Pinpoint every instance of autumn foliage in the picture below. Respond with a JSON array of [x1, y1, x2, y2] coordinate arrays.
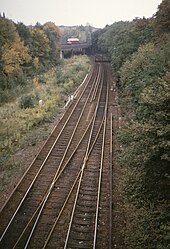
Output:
[[0, 15, 61, 94]]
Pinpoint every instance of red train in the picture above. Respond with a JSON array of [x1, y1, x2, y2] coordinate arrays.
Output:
[[67, 38, 80, 45]]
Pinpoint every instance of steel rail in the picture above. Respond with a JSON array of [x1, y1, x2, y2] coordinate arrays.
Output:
[[90, 64, 102, 102], [7, 64, 103, 249], [0, 62, 113, 249], [42, 170, 81, 249], [51, 64, 102, 183], [109, 112, 113, 249], [63, 64, 105, 249], [23, 64, 103, 249], [93, 65, 109, 249], [0, 64, 93, 215], [62, 63, 109, 249], [42, 113, 105, 249], [11, 112, 95, 249], [22, 74, 102, 249], [0, 64, 99, 243], [55, 63, 112, 249]]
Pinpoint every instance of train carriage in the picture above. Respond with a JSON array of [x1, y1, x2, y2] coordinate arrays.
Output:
[[67, 37, 80, 45]]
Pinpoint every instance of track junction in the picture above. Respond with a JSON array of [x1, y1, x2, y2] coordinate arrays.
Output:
[[0, 59, 118, 249]]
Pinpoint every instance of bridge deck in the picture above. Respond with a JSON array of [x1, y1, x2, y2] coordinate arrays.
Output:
[[60, 42, 92, 51]]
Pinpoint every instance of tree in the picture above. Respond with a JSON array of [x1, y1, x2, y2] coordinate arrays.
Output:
[[30, 28, 50, 67], [119, 38, 170, 115], [16, 22, 32, 46], [0, 15, 18, 48], [117, 27, 170, 248], [0, 16, 31, 89], [43, 22, 61, 65], [2, 38, 31, 76], [155, 0, 170, 32], [0, 15, 18, 75]]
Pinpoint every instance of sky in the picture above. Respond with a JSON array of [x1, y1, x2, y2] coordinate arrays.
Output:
[[0, 0, 162, 28]]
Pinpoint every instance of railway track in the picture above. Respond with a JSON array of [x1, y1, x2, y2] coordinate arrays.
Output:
[[0, 61, 114, 249]]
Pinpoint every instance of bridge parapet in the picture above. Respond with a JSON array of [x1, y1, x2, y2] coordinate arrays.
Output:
[[60, 42, 92, 51]]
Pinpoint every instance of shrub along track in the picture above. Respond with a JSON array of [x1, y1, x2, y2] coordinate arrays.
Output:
[[0, 61, 117, 249]]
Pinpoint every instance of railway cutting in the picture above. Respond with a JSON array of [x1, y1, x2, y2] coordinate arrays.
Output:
[[0, 59, 119, 249]]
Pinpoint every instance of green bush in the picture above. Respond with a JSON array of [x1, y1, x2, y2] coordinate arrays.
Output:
[[0, 89, 11, 104], [19, 94, 37, 109]]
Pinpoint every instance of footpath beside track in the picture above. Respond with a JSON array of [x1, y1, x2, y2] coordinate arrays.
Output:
[[0, 60, 119, 249]]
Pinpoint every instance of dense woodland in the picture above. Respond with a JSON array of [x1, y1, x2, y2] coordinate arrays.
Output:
[[92, 0, 170, 248], [0, 16, 61, 103]]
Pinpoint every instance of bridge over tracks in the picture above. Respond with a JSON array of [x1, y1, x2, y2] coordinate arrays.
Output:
[[60, 42, 92, 57]]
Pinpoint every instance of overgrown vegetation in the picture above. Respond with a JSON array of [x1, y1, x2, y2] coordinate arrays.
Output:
[[0, 15, 61, 103], [0, 55, 90, 190], [92, 0, 170, 248], [0, 15, 90, 191]]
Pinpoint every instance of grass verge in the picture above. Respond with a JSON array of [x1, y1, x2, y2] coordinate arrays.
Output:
[[0, 55, 90, 191]]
